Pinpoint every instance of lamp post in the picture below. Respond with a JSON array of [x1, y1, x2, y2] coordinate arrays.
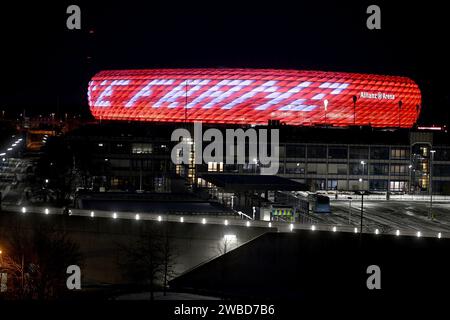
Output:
[[408, 164, 413, 194], [398, 100, 403, 128], [347, 196, 352, 224], [429, 149, 435, 220], [358, 159, 365, 233], [360, 160, 366, 189], [352, 95, 357, 125], [359, 189, 365, 234]]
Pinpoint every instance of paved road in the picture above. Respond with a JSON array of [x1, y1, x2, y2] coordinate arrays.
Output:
[[326, 200, 450, 233], [0, 158, 32, 205]]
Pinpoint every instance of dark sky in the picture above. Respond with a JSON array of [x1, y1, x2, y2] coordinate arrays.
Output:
[[0, 0, 448, 125]]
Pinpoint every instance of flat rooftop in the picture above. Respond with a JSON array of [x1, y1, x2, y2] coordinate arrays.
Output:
[[200, 174, 307, 191]]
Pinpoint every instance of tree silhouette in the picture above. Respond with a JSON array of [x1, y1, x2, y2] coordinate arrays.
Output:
[[118, 224, 178, 299], [0, 225, 83, 300]]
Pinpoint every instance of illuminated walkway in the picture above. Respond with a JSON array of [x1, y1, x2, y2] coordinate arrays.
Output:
[[1, 204, 446, 239]]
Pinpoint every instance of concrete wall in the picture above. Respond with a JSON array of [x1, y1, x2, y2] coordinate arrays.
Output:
[[0, 211, 268, 285]]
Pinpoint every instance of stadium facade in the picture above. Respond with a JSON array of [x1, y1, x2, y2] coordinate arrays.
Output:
[[88, 69, 421, 128]]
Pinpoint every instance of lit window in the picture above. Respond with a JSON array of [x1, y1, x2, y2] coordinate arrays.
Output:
[[207, 161, 224, 172], [132, 143, 153, 154]]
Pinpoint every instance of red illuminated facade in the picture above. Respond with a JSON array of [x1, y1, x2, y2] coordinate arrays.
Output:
[[88, 69, 421, 128]]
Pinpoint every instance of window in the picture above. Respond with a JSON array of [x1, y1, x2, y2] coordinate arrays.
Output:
[[307, 163, 327, 174], [370, 179, 388, 190], [328, 146, 348, 159], [370, 164, 389, 175], [132, 143, 153, 154], [327, 179, 337, 190], [208, 162, 223, 172], [307, 145, 327, 158], [391, 147, 409, 160], [153, 144, 169, 154], [370, 147, 389, 160], [349, 146, 369, 159], [435, 148, 450, 161], [391, 164, 408, 176], [312, 179, 326, 190], [328, 163, 347, 175], [286, 162, 305, 174], [420, 146, 429, 157], [132, 159, 152, 170], [390, 181, 407, 191], [110, 159, 130, 169], [349, 163, 368, 175], [433, 164, 450, 177], [111, 143, 129, 154], [286, 145, 306, 158]]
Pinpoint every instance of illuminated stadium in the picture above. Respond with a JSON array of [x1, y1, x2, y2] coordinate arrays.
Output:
[[88, 68, 422, 128]]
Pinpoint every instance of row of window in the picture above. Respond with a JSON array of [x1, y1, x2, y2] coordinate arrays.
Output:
[[96, 142, 169, 154], [310, 179, 408, 191], [283, 163, 412, 176], [285, 145, 410, 160], [100, 159, 170, 171], [91, 142, 450, 163]]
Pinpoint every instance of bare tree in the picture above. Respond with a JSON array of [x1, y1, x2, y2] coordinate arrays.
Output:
[[119, 224, 178, 299], [0, 226, 82, 300], [216, 237, 237, 255], [161, 224, 178, 296], [119, 230, 163, 300]]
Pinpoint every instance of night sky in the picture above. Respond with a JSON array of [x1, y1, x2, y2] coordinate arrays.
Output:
[[0, 0, 448, 125]]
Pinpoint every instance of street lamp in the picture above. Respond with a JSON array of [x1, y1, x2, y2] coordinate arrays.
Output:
[[359, 190, 365, 233], [358, 162, 365, 235], [429, 150, 436, 220], [408, 164, 413, 194], [323, 99, 328, 127], [360, 160, 367, 192], [347, 196, 352, 224], [253, 158, 258, 173]]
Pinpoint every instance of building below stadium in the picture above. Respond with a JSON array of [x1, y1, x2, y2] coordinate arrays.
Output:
[[66, 122, 450, 194]]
